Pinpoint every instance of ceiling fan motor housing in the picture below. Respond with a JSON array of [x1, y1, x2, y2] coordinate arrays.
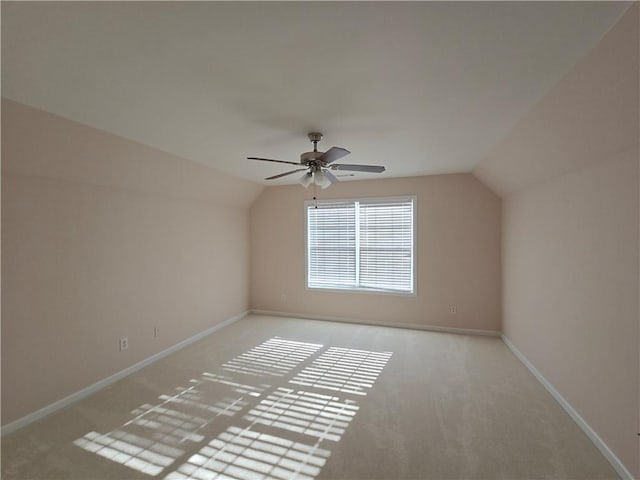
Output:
[[300, 151, 325, 166]]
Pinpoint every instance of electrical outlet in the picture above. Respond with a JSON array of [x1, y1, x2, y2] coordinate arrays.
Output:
[[280, 294, 287, 303], [154, 327, 160, 337], [449, 304, 457, 314], [119, 337, 128, 351]]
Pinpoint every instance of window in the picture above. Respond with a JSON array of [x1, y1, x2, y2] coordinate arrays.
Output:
[[306, 197, 415, 294]]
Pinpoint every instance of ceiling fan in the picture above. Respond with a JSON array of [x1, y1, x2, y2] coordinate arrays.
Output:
[[248, 132, 386, 189]]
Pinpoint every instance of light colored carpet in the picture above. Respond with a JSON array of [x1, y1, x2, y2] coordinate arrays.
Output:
[[1, 314, 618, 479]]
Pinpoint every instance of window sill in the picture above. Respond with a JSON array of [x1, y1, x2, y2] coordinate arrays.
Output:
[[306, 286, 417, 297]]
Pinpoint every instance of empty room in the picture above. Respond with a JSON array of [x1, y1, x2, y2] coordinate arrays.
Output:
[[1, 2, 638, 479]]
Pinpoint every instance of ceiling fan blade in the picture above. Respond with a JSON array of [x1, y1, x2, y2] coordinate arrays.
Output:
[[330, 164, 386, 173], [248, 157, 301, 166], [323, 169, 339, 185], [318, 147, 350, 164], [265, 168, 307, 180]]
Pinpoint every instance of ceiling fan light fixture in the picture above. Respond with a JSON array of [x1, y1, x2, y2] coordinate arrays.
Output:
[[314, 170, 332, 189], [299, 172, 313, 188]]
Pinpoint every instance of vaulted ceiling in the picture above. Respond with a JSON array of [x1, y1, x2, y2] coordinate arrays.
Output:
[[1, 1, 631, 185]]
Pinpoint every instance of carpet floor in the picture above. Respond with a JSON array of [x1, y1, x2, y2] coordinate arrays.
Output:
[[1, 314, 618, 479]]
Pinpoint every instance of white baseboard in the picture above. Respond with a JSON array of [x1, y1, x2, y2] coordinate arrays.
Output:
[[250, 309, 501, 337], [501, 335, 633, 480], [1, 311, 248, 436]]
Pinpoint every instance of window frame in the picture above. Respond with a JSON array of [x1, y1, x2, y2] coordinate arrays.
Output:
[[304, 195, 417, 296]]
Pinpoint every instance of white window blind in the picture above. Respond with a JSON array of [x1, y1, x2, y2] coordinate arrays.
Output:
[[307, 197, 414, 294], [307, 202, 356, 289]]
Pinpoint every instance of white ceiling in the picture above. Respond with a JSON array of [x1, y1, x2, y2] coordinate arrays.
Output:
[[1, 1, 630, 186]]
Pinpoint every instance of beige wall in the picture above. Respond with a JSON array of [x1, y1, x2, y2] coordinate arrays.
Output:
[[502, 148, 639, 477], [1, 99, 263, 425], [250, 174, 502, 332], [475, 5, 639, 477]]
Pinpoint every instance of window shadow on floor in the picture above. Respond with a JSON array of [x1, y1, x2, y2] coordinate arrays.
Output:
[[74, 336, 393, 479]]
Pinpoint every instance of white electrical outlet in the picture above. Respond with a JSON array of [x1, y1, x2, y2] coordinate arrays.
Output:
[[449, 305, 457, 314], [154, 327, 160, 337], [119, 337, 128, 351], [280, 294, 287, 303]]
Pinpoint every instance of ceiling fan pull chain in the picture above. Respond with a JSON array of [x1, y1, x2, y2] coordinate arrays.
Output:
[[313, 181, 318, 208]]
